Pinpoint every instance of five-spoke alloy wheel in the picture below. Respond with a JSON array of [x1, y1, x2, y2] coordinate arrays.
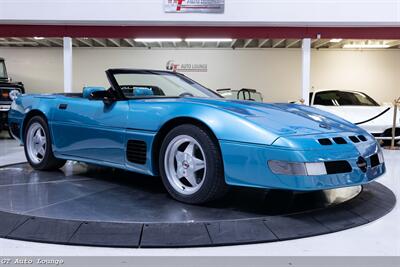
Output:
[[26, 122, 47, 164], [24, 116, 66, 170], [159, 124, 228, 204]]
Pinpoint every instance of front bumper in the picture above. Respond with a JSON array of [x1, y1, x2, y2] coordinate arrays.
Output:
[[219, 138, 385, 191]]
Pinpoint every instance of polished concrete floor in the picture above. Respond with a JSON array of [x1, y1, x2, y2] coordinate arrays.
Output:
[[0, 133, 399, 256]]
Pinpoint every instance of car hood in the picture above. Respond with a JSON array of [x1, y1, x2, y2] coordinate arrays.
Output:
[[182, 98, 358, 136], [313, 105, 398, 126]]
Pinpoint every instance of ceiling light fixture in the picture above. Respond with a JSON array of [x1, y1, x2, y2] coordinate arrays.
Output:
[[330, 38, 343, 43], [33, 37, 45, 40], [343, 44, 390, 49], [134, 38, 182, 42], [185, 38, 233, 42]]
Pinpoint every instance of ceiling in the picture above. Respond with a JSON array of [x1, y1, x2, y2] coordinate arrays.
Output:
[[0, 38, 400, 49]]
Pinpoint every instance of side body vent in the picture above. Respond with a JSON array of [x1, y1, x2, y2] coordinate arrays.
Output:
[[126, 140, 147, 164]]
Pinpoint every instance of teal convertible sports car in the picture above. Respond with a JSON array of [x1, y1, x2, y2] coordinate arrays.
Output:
[[8, 69, 385, 204]]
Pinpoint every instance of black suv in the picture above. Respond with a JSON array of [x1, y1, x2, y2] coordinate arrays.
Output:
[[0, 58, 25, 137]]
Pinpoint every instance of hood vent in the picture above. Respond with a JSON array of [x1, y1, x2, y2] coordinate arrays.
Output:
[[318, 135, 368, 146], [126, 140, 147, 164]]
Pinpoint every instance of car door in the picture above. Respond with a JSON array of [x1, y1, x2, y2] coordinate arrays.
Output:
[[51, 96, 129, 165]]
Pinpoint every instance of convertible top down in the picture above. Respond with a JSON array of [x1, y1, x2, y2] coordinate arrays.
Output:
[[8, 69, 385, 204]]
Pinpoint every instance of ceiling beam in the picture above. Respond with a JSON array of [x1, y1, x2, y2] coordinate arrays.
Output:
[[27, 37, 51, 47], [92, 38, 106, 47], [258, 39, 270, 48], [243, 39, 253, 48], [9, 37, 25, 47], [328, 39, 346, 49], [272, 39, 285, 48], [286, 39, 301, 48], [108, 38, 121, 47], [230, 39, 239, 48], [77, 38, 93, 47], [386, 40, 400, 48], [47, 38, 63, 46], [314, 39, 331, 49], [0, 41, 38, 46], [123, 38, 135, 47]]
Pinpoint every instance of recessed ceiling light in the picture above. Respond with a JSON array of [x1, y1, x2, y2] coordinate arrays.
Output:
[[33, 37, 45, 40], [185, 38, 233, 42], [134, 38, 182, 42], [330, 38, 343, 43], [343, 44, 390, 49]]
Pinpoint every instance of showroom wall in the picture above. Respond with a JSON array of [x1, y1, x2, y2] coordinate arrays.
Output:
[[2, 0, 398, 26], [1, 47, 399, 103], [311, 50, 400, 104]]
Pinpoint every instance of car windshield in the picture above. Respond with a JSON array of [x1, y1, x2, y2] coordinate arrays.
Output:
[[0, 61, 7, 79], [313, 91, 379, 106], [113, 72, 220, 99], [218, 89, 263, 102]]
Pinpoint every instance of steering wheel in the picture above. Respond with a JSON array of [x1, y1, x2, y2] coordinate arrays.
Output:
[[179, 92, 194, 97]]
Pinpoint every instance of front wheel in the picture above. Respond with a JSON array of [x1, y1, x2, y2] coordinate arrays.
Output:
[[24, 116, 66, 170], [159, 124, 228, 204]]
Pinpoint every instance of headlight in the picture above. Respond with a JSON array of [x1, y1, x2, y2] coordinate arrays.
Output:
[[268, 160, 327, 176], [9, 89, 21, 101]]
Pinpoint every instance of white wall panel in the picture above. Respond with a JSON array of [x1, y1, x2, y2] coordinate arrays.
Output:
[[311, 49, 400, 104], [0, 0, 399, 26], [72, 48, 302, 102], [0, 47, 399, 103]]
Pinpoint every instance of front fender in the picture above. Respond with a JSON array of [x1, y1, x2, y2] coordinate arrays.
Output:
[[8, 95, 57, 143]]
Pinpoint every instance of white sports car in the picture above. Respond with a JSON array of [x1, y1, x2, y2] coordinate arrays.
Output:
[[309, 90, 399, 145]]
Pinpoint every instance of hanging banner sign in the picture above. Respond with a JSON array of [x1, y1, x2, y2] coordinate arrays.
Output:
[[164, 0, 225, 13]]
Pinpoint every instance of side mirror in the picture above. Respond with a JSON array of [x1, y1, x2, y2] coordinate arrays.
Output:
[[89, 90, 116, 105]]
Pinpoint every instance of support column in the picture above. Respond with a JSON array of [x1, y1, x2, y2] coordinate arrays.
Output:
[[63, 37, 73, 93], [301, 38, 311, 105]]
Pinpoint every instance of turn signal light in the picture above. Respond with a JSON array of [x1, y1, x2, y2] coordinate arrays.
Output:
[[268, 160, 327, 176]]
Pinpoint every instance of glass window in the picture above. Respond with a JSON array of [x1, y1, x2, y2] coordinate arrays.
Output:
[[314, 91, 378, 106], [0, 61, 7, 79], [237, 91, 263, 102], [113, 72, 219, 99]]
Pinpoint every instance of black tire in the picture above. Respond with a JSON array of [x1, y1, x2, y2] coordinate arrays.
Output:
[[159, 124, 228, 204], [24, 116, 66, 170], [8, 128, 13, 139]]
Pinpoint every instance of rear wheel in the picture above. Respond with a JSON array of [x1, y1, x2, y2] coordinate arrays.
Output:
[[24, 116, 66, 170], [159, 124, 228, 204]]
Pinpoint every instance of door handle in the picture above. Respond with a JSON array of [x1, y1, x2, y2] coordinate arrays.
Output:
[[59, 104, 68, 110]]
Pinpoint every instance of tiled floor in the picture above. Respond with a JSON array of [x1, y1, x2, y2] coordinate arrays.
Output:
[[0, 135, 398, 256]]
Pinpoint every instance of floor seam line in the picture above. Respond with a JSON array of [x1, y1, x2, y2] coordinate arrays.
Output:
[[138, 224, 144, 248], [261, 219, 280, 240], [5, 216, 31, 237], [203, 222, 213, 245], [0, 178, 94, 188], [67, 222, 84, 242], [21, 185, 120, 214]]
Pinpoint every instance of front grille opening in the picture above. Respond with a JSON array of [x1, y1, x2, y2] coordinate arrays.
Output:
[[333, 137, 347, 144], [358, 135, 367, 142], [349, 136, 360, 143], [318, 138, 332, 145], [370, 154, 380, 167], [324, 161, 352, 174]]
